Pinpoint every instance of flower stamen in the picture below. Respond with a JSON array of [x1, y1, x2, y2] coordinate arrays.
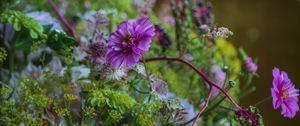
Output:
[[282, 92, 289, 99], [123, 35, 133, 44]]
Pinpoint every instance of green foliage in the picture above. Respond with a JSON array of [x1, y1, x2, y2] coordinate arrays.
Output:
[[0, 47, 7, 63], [55, 107, 71, 117], [83, 106, 96, 118], [18, 79, 51, 109], [87, 89, 107, 107], [0, 0, 18, 12], [1, 10, 44, 39], [0, 100, 44, 126], [0, 84, 12, 100], [88, 89, 136, 113], [136, 114, 155, 126], [239, 48, 248, 61], [108, 109, 123, 123], [171, 0, 194, 52], [144, 96, 165, 114], [44, 30, 77, 55], [105, 90, 136, 113], [0, 0, 265, 125], [0, 100, 23, 125]]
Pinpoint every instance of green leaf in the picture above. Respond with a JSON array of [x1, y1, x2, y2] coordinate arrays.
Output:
[[13, 20, 21, 31], [239, 48, 248, 61], [87, 89, 136, 114], [45, 30, 77, 55], [0, 10, 44, 38], [29, 30, 38, 39], [0, 47, 8, 63]]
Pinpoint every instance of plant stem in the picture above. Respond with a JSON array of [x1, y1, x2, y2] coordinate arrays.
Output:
[[254, 96, 272, 107], [192, 85, 213, 126], [239, 86, 256, 98], [5, 23, 15, 74], [130, 85, 150, 94], [202, 96, 226, 115], [48, 0, 82, 49], [8, 48, 14, 74], [219, 105, 236, 111], [48, 0, 76, 38], [145, 57, 241, 110]]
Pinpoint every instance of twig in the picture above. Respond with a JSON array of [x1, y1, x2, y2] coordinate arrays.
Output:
[[192, 85, 213, 126], [48, 0, 77, 38], [145, 57, 241, 110], [202, 96, 226, 115], [219, 105, 236, 111], [254, 96, 272, 107]]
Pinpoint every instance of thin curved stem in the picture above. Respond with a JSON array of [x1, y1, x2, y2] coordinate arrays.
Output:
[[202, 96, 226, 115], [254, 96, 272, 107], [48, 0, 75, 37], [145, 57, 241, 109], [130, 85, 150, 94], [192, 85, 213, 126], [48, 0, 83, 49]]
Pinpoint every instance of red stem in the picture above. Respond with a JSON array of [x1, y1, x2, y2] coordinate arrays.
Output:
[[145, 57, 241, 109], [48, 0, 76, 38], [192, 85, 213, 126]]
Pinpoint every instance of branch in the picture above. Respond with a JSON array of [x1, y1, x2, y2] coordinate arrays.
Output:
[[192, 85, 213, 126], [145, 57, 241, 109], [48, 0, 76, 38]]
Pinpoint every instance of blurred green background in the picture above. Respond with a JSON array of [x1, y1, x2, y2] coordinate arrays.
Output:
[[212, 0, 300, 125]]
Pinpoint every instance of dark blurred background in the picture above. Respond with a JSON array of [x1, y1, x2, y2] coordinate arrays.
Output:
[[212, 0, 300, 125]]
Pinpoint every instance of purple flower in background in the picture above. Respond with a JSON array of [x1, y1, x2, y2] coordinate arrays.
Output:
[[211, 65, 226, 98], [150, 75, 169, 99], [194, 0, 213, 25], [106, 18, 155, 68], [271, 67, 299, 118], [26, 11, 62, 30], [163, 16, 175, 26], [88, 36, 107, 64], [245, 57, 258, 73], [154, 24, 172, 52]]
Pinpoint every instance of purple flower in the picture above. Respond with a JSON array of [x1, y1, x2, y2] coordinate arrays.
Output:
[[271, 67, 299, 118], [88, 37, 107, 64], [245, 57, 258, 73], [211, 65, 226, 98], [106, 18, 155, 68], [150, 75, 168, 99], [194, 0, 213, 25]]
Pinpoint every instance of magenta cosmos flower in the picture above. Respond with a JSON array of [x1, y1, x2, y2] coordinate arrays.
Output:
[[271, 67, 299, 118], [106, 18, 155, 68], [245, 57, 258, 73]]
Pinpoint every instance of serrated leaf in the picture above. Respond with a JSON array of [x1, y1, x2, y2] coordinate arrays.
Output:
[[13, 22, 21, 31], [45, 30, 77, 55], [8, 17, 14, 23], [0, 10, 44, 39], [29, 30, 38, 39]]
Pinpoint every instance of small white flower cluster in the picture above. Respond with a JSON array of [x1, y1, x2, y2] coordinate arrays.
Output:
[[204, 26, 233, 39]]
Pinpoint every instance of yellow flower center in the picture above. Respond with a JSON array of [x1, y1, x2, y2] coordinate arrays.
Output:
[[123, 35, 132, 44], [282, 92, 289, 99]]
